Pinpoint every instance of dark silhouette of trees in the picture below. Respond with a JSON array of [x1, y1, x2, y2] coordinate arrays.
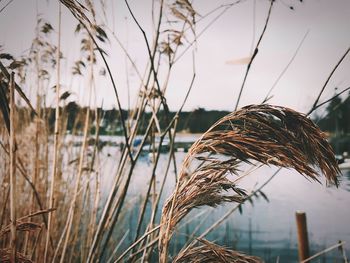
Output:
[[317, 91, 350, 154], [318, 91, 350, 134]]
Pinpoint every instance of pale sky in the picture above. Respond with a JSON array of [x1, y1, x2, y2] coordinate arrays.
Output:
[[1, 0, 350, 114]]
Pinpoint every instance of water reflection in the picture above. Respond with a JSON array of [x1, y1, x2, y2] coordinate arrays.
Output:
[[98, 135, 350, 262]]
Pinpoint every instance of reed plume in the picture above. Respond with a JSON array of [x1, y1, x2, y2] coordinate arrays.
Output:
[[159, 104, 340, 262], [173, 239, 262, 263]]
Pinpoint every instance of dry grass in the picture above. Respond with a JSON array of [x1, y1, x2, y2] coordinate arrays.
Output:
[[1, 0, 199, 261], [0, 248, 33, 263], [159, 104, 340, 262], [173, 239, 262, 263], [0, 1, 345, 262]]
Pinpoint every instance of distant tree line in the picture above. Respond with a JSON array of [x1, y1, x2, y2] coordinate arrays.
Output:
[[16, 92, 349, 151], [317, 92, 350, 134], [316, 91, 350, 154], [41, 102, 231, 135]]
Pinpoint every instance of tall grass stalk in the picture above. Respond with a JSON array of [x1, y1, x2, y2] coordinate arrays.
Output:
[[59, 33, 94, 262], [84, 108, 101, 262], [63, 117, 91, 260], [9, 72, 16, 263], [25, 10, 44, 255], [44, 3, 62, 262], [234, 0, 273, 111]]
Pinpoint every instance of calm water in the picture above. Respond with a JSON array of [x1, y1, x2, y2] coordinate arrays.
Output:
[[96, 134, 350, 262]]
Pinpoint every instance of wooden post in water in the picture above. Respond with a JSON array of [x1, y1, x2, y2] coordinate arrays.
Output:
[[295, 211, 310, 262]]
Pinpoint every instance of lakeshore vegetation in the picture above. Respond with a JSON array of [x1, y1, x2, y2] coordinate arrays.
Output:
[[0, 0, 348, 262]]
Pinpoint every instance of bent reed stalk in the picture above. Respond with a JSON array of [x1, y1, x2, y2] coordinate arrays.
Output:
[[158, 104, 340, 262]]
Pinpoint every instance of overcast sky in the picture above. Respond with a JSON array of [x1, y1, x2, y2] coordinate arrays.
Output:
[[1, 0, 350, 114]]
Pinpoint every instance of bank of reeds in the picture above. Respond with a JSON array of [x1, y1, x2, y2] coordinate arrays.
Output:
[[0, 0, 347, 262], [1, 0, 198, 261]]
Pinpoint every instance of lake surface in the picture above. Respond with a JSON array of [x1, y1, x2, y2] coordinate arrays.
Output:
[[95, 134, 350, 262]]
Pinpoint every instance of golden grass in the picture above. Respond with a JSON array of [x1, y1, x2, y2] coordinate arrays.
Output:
[[173, 239, 262, 263], [159, 104, 340, 262], [0, 0, 345, 262]]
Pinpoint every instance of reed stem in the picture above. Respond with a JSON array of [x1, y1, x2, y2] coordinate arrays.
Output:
[[9, 72, 17, 263], [60, 28, 95, 261], [44, 3, 61, 261]]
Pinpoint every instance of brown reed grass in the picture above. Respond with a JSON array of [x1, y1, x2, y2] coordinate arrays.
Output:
[[9, 72, 16, 263], [0, 1, 346, 262], [159, 104, 340, 262], [44, 4, 62, 261], [0, 248, 33, 263], [173, 239, 262, 263]]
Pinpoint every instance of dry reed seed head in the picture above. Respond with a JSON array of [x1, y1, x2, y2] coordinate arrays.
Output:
[[159, 104, 340, 260], [193, 104, 340, 186], [60, 0, 91, 26], [173, 239, 263, 263], [159, 156, 247, 242]]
